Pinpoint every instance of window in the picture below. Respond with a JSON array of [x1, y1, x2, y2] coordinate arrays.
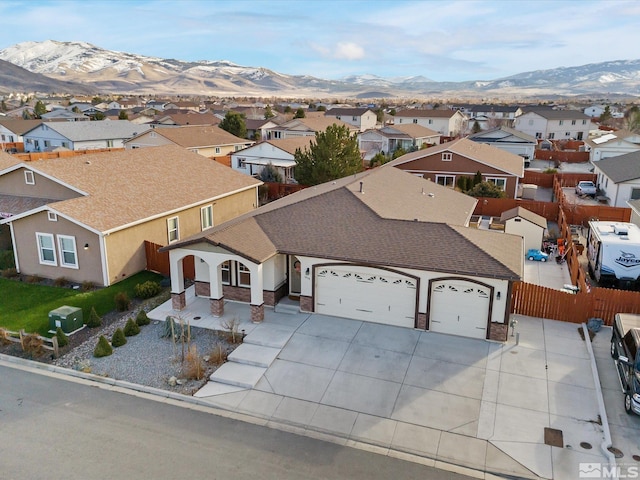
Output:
[[26, 138, 33, 144], [435, 175, 455, 188], [566, 132, 571, 137], [215, 147, 221, 154], [577, 132, 584, 140], [62, 142, 69, 148], [352, 116, 358, 121], [413, 119, 418, 124], [44, 140, 50, 148], [57, 235, 78, 268], [571, 120, 576, 125], [234, 145, 241, 151], [24, 170, 35, 185], [428, 119, 433, 124], [631, 188, 640, 200], [487, 177, 506, 190], [34, 140, 40, 149], [559, 120, 564, 125], [535, 132, 542, 139], [399, 119, 403, 123], [582, 120, 587, 125], [237, 263, 251, 287], [106, 140, 114, 147], [48, 212, 57, 221], [151, 131, 157, 138], [36, 233, 56, 265], [201, 205, 213, 230], [238, 158, 246, 168], [221, 261, 230, 285], [167, 217, 179, 243], [441, 152, 452, 161], [548, 133, 555, 139]]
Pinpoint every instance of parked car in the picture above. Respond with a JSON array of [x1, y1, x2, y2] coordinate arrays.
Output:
[[610, 313, 640, 414], [526, 249, 549, 262], [575, 181, 597, 196]]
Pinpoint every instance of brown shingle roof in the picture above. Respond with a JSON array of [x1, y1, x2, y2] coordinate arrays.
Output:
[[265, 137, 314, 155], [500, 206, 547, 229], [273, 117, 356, 133], [152, 125, 251, 148], [388, 123, 441, 138], [20, 145, 261, 232], [0, 119, 43, 136], [386, 137, 524, 177]]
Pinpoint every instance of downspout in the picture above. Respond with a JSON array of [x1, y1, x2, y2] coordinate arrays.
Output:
[[100, 233, 110, 287], [8, 222, 19, 272]]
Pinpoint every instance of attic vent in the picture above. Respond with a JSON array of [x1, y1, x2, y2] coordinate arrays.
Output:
[[85, 160, 91, 165], [613, 225, 629, 236]]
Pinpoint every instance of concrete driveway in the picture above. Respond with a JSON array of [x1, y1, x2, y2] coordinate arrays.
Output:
[[150, 293, 612, 479]]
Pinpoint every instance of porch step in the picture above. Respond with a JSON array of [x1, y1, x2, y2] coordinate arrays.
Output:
[[209, 362, 267, 389], [275, 302, 300, 315], [227, 343, 280, 368]]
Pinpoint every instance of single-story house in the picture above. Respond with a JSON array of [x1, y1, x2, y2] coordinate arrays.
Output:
[[0, 145, 261, 286], [160, 165, 523, 341], [584, 129, 640, 162], [124, 125, 253, 159], [231, 137, 313, 183], [0, 119, 44, 148], [387, 137, 525, 199], [500, 207, 547, 252], [358, 124, 441, 161], [593, 151, 640, 207], [467, 126, 537, 161]]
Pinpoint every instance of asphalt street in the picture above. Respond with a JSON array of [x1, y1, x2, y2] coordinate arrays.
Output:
[[0, 364, 474, 480]]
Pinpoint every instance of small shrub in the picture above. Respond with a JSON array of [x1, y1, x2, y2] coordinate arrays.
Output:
[[111, 328, 127, 347], [1, 267, 18, 278], [221, 316, 241, 343], [182, 345, 205, 380], [543, 168, 558, 174], [53, 276, 68, 287], [94, 336, 113, 357], [136, 310, 150, 326], [25, 274, 43, 284], [87, 307, 102, 328], [208, 343, 228, 365], [134, 280, 162, 299], [123, 318, 140, 337], [55, 327, 69, 348], [22, 333, 44, 355], [81, 281, 96, 292], [114, 291, 131, 312], [0, 249, 15, 270]]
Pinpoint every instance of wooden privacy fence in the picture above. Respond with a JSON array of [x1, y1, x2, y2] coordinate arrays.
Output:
[[510, 282, 640, 326], [13, 148, 125, 162], [144, 241, 194, 279], [473, 197, 559, 221], [0, 328, 59, 357]]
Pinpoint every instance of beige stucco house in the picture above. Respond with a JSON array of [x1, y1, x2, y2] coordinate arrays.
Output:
[[0, 145, 261, 286]]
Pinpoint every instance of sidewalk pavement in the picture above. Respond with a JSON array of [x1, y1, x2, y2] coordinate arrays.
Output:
[[149, 293, 613, 480]]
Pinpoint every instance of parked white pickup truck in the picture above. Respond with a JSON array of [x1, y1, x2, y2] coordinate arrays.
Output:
[[610, 313, 640, 414], [575, 181, 597, 196]]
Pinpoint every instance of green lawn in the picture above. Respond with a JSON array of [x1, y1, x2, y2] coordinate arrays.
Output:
[[0, 271, 164, 336]]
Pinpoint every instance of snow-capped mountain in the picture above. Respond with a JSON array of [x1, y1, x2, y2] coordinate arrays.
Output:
[[1, 40, 639, 98]]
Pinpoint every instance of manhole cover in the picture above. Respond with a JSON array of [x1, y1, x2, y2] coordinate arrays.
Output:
[[193, 316, 201, 320], [580, 442, 592, 450], [632, 454, 640, 461], [608, 446, 624, 458]]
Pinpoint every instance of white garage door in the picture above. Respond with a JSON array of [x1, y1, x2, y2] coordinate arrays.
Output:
[[429, 280, 490, 339], [315, 266, 416, 327]]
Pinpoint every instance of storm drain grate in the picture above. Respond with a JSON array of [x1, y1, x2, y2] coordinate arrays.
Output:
[[544, 428, 564, 448]]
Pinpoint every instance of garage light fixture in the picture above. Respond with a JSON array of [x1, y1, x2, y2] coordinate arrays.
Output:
[[84, 243, 89, 250], [305, 267, 310, 276], [496, 291, 501, 300]]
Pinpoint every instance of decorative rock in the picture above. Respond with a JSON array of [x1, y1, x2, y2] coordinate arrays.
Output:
[[203, 355, 210, 362], [176, 379, 184, 385], [168, 376, 177, 386]]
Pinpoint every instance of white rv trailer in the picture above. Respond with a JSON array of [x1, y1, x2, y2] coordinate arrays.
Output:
[[587, 221, 640, 289]]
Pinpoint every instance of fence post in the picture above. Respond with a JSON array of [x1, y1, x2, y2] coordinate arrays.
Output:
[[19, 329, 25, 350], [51, 335, 59, 358]]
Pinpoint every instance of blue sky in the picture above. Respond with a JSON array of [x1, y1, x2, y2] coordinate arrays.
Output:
[[0, 0, 638, 82]]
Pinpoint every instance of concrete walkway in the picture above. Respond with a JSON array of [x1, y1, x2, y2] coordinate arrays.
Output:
[[149, 294, 612, 479]]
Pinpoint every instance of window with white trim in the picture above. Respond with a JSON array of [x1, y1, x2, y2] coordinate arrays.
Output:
[[441, 152, 452, 161], [428, 119, 433, 124], [237, 263, 251, 287], [36, 233, 56, 265], [548, 133, 555, 139], [48, 212, 57, 221], [201, 205, 213, 230], [435, 175, 455, 188], [62, 142, 69, 148], [528, 119, 534, 125], [487, 177, 507, 190], [571, 120, 576, 125], [44, 140, 50, 148], [565, 132, 571, 137], [559, 120, 564, 126], [25, 170, 35, 185], [106, 140, 114, 147], [631, 188, 640, 200], [582, 120, 587, 125], [215, 147, 221, 154], [57, 235, 78, 268], [238, 158, 246, 168], [413, 119, 418, 124], [221, 261, 231, 285], [167, 217, 179, 243]]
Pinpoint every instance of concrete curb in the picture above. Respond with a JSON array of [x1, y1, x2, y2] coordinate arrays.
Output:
[[581, 323, 618, 473]]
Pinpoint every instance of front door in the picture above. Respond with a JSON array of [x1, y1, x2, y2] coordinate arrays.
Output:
[[289, 256, 301, 298]]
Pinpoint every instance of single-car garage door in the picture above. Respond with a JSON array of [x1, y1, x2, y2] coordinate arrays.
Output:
[[429, 280, 490, 339], [315, 266, 416, 327]]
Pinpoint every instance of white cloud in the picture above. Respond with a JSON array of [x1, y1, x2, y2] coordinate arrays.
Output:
[[334, 42, 364, 60]]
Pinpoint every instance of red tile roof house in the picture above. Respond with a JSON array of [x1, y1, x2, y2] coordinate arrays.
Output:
[[387, 137, 525, 199], [0, 145, 261, 286], [161, 165, 523, 341]]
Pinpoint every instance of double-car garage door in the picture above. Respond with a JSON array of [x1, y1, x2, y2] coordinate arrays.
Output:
[[315, 266, 416, 328]]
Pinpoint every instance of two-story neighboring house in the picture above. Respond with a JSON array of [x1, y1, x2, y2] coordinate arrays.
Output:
[[324, 107, 378, 132], [513, 109, 591, 141], [0, 145, 261, 286], [593, 151, 640, 207], [231, 137, 314, 183], [124, 125, 253, 160], [393, 109, 468, 137], [267, 117, 356, 140], [387, 137, 524, 199], [467, 105, 523, 129], [467, 126, 537, 161], [23, 121, 147, 152], [358, 124, 441, 161], [584, 129, 640, 162]]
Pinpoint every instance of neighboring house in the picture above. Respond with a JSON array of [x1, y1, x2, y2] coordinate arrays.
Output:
[[0, 119, 43, 147], [23, 121, 147, 152], [149, 113, 221, 127], [324, 107, 378, 132], [393, 109, 468, 137], [387, 137, 524, 198], [160, 165, 522, 341], [593, 151, 640, 207], [67, 103, 104, 117], [231, 137, 314, 183], [513, 109, 590, 140], [629, 199, 640, 229], [5, 106, 36, 118], [467, 126, 537, 161], [146, 100, 176, 111], [0, 145, 261, 286], [358, 124, 441, 161], [40, 109, 89, 121], [245, 119, 279, 141], [500, 206, 547, 252], [584, 105, 606, 118], [124, 125, 253, 159], [467, 105, 523, 129], [267, 117, 356, 140], [584, 129, 640, 162]]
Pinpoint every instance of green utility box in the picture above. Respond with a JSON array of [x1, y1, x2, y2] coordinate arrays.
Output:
[[49, 306, 83, 333]]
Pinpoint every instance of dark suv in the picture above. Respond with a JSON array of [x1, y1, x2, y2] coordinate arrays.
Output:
[[610, 313, 640, 414]]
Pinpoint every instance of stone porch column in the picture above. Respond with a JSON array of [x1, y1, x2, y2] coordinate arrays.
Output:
[[171, 291, 186, 311], [250, 303, 264, 323], [210, 297, 224, 317]]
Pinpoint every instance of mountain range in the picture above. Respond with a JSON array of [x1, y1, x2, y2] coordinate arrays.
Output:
[[0, 40, 639, 99]]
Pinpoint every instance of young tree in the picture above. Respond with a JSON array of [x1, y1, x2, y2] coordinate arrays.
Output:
[[283, 106, 292, 114], [466, 181, 506, 198], [264, 105, 275, 119], [471, 120, 482, 133], [294, 107, 305, 119], [598, 105, 612, 125], [118, 110, 129, 120], [259, 163, 283, 183], [219, 111, 247, 138], [34, 100, 46, 118], [294, 124, 362, 186], [316, 105, 327, 112]]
